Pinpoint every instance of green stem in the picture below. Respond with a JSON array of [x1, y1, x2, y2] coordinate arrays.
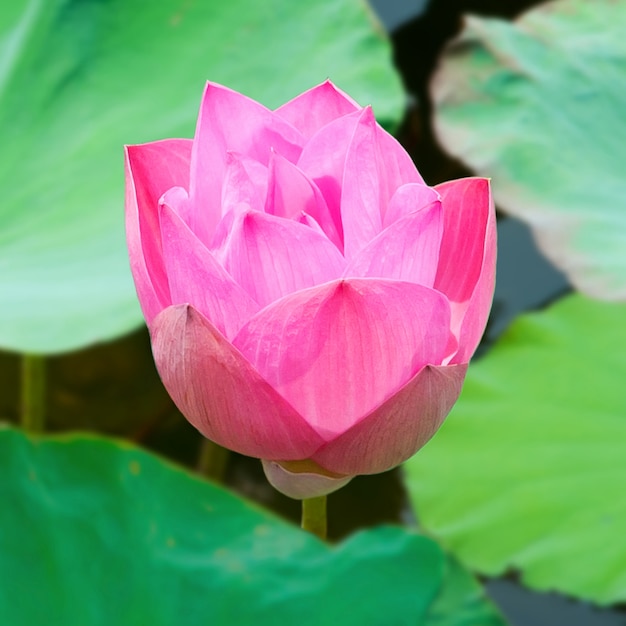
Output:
[[301, 495, 327, 540], [21, 354, 46, 433], [196, 438, 230, 482]]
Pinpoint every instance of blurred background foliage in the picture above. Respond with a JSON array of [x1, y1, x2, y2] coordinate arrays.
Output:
[[2, 0, 625, 624]]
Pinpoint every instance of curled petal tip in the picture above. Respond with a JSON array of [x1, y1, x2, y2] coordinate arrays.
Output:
[[359, 105, 376, 124]]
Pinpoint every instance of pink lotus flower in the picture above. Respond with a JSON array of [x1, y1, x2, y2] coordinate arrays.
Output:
[[125, 81, 496, 499]]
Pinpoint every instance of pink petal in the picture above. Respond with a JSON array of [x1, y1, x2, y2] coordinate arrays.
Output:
[[296, 110, 362, 243], [189, 82, 305, 246], [221, 152, 268, 216], [340, 112, 426, 259], [434, 178, 497, 363], [159, 185, 193, 226], [158, 200, 259, 339], [214, 210, 346, 308], [376, 124, 425, 191], [266, 152, 342, 249], [125, 139, 192, 324], [261, 460, 353, 499], [151, 304, 325, 459], [339, 107, 385, 259], [296, 108, 379, 258], [298, 107, 424, 259], [383, 183, 440, 228], [344, 189, 443, 288], [233, 279, 453, 438], [275, 79, 361, 139], [312, 364, 467, 475]]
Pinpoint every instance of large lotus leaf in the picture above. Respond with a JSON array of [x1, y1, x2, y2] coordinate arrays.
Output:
[[0, 0, 404, 354], [431, 0, 626, 300], [0, 428, 505, 625], [405, 294, 626, 604]]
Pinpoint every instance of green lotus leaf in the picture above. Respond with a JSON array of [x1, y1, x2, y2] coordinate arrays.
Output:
[[0, 428, 505, 625], [0, 0, 404, 354], [431, 0, 626, 299], [405, 294, 626, 604]]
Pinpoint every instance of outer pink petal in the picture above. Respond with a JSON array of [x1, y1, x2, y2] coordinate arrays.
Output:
[[344, 191, 443, 288], [151, 304, 325, 459], [214, 210, 346, 308], [274, 80, 361, 139], [434, 178, 497, 363], [189, 82, 305, 245], [233, 279, 453, 438], [125, 139, 192, 324], [158, 201, 259, 339], [266, 152, 342, 249], [312, 364, 467, 475]]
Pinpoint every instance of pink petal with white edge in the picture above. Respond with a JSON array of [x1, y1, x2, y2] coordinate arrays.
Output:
[[221, 152, 268, 215], [214, 210, 346, 308], [233, 279, 453, 438], [125, 139, 192, 324], [151, 304, 324, 459], [159, 201, 259, 339], [312, 364, 467, 475], [434, 178, 497, 363], [261, 460, 353, 500], [189, 82, 305, 246], [266, 152, 342, 249], [275, 80, 361, 139], [344, 188, 443, 288]]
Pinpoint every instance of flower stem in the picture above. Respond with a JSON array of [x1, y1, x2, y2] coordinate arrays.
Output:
[[301, 495, 327, 540], [21, 354, 46, 433], [196, 438, 229, 482]]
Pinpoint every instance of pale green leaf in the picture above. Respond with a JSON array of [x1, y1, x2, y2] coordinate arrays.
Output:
[[0, 0, 404, 353], [406, 294, 626, 604], [431, 0, 626, 299]]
